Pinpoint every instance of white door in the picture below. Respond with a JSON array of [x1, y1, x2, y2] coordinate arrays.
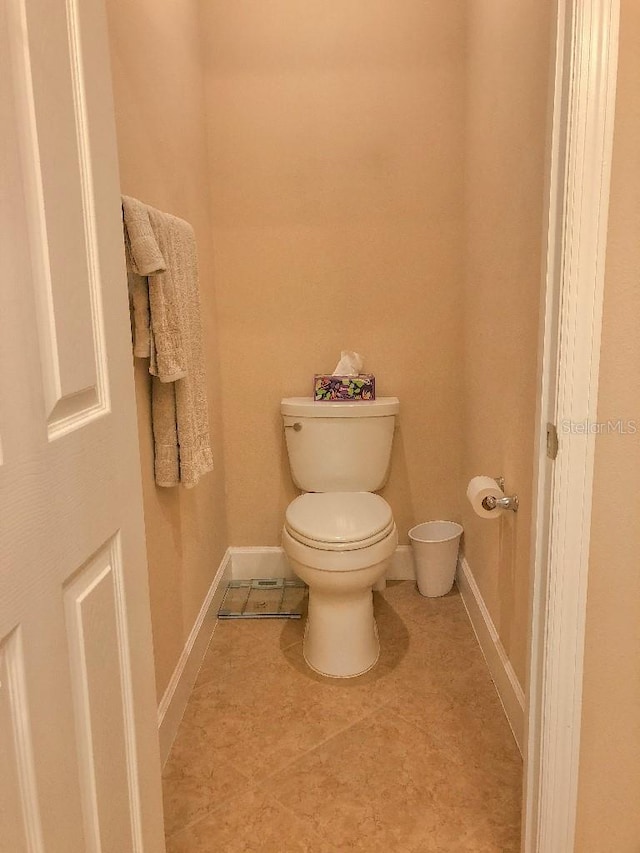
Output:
[[0, 0, 165, 850]]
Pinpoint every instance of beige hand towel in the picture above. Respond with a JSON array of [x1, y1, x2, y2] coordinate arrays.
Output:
[[122, 196, 213, 488], [147, 207, 213, 488], [122, 195, 186, 382]]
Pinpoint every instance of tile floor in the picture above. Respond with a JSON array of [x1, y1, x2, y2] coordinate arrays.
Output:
[[163, 581, 522, 852]]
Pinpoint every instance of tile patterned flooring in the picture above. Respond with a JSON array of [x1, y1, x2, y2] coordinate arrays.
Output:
[[163, 581, 522, 852]]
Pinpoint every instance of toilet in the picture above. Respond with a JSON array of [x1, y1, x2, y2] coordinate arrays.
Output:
[[281, 396, 400, 678]]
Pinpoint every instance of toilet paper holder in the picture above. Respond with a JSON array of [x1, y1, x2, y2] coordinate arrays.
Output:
[[482, 476, 519, 513]]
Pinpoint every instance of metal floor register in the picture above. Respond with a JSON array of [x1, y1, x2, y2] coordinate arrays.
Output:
[[218, 579, 307, 619]]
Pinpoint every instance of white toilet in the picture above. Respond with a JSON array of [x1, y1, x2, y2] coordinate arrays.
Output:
[[281, 396, 400, 678]]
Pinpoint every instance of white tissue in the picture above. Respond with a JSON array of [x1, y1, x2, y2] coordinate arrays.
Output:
[[332, 350, 363, 376]]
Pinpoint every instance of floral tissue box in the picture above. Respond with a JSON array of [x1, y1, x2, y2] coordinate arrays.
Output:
[[314, 374, 376, 401]]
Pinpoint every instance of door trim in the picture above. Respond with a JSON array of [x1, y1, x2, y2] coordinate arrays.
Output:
[[524, 1, 620, 850]]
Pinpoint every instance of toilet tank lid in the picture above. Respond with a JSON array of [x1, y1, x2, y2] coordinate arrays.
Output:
[[281, 396, 399, 418]]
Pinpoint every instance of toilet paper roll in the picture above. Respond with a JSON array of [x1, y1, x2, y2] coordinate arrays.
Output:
[[466, 476, 505, 519]]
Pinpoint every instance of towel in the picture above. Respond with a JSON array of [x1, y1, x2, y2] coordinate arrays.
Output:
[[122, 196, 213, 488], [122, 195, 186, 381]]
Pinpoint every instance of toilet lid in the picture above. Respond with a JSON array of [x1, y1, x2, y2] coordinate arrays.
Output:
[[285, 492, 393, 547]]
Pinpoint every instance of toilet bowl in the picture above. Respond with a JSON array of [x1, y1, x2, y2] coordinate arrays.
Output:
[[281, 396, 400, 679], [283, 491, 398, 677]]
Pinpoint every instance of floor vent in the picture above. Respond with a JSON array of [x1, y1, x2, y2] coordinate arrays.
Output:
[[218, 579, 307, 619]]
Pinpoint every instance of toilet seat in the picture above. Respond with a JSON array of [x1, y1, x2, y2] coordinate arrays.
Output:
[[282, 524, 398, 573], [285, 492, 394, 552], [286, 520, 395, 551]]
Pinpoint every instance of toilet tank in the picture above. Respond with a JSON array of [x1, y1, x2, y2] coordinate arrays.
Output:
[[281, 397, 399, 493]]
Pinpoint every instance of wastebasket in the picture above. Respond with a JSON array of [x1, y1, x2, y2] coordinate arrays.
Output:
[[408, 521, 463, 598]]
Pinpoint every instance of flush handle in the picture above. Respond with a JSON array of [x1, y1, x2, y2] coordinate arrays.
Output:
[[284, 422, 302, 431]]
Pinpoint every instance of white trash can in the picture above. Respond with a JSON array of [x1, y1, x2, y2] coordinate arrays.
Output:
[[408, 521, 463, 598]]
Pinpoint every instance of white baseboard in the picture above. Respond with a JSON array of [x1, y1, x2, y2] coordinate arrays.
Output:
[[456, 554, 525, 753], [230, 546, 295, 579], [229, 544, 416, 581], [157, 548, 232, 765]]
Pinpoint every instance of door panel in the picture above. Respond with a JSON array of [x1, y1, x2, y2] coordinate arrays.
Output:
[[9, 0, 107, 431], [0, 629, 44, 853], [64, 536, 138, 853]]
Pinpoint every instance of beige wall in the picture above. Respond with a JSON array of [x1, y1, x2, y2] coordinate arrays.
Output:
[[202, 1, 467, 546], [105, 0, 228, 701], [575, 3, 640, 849], [461, 0, 553, 684], [104, 0, 551, 704]]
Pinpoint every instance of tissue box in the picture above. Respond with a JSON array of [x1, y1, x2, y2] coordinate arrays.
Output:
[[314, 374, 376, 401]]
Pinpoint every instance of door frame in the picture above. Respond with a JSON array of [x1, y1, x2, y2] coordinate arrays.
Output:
[[523, 1, 620, 850]]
